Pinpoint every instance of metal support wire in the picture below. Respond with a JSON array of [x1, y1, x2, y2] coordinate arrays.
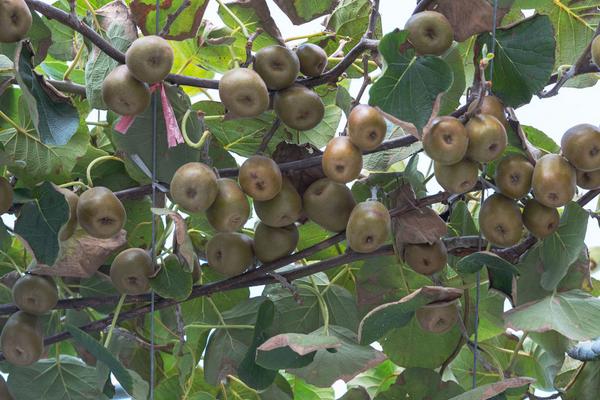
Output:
[[473, 0, 499, 389], [149, 1, 161, 399]]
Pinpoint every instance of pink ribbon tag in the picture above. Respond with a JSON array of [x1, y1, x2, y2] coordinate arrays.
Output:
[[114, 83, 185, 148]]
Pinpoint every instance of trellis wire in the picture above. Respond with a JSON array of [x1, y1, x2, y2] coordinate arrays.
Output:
[[149, 1, 161, 399], [473, 0, 499, 389]]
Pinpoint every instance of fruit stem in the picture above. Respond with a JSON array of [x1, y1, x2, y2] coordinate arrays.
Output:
[[104, 294, 126, 347], [0, 111, 29, 137], [63, 39, 86, 81], [86, 155, 123, 187], [305, 278, 330, 335], [215, 0, 249, 38], [182, 110, 212, 149], [506, 332, 528, 374], [58, 181, 90, 190], [320, 265, 349, 296]]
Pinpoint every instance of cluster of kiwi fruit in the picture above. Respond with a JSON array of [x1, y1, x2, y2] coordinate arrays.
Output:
[[102, 35, 174, 116], [0, 273, 58, 366], [219, 43, 328, 130], [0, 0, 32, 44]]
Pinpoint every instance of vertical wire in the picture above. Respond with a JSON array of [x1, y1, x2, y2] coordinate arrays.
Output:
[[149, 2, 160, 399], [473, 0, 499, 389]]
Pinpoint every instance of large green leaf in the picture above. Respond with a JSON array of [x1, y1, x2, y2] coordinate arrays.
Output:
[[505, 290, 600, 340], [476, 14, 555, 107], [15, 43, 79, 146], [286, 374, 335, 400], [256, 333, 341, 370], [14, 181, 69, 265], [540, 202, 589, 290], [288, 325, 387, 387], [130, 0, 209, 40], [150, 254, 193, 301], [374, 368, 464, 400], [218, 0, 283, 44], [455, 251, 520, 301], [565, 359, 600, 399], [6, 356, 110, 400], [324, 0, 382, 57], [111, 84, 203, 183], [347, 360, 399, 398], [273, 0, 339, 24], [359, 286, 463, 345], [369, 30, 453, 132], [448, 378, 534, 400], [439, 44, 467, 115], [66, 325, 149, 399]]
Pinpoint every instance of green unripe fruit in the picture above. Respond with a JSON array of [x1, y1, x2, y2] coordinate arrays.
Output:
[[77, 186, 126, 239], [125, 35, 174, 84], [206, 233, 254, 277], [110, 248, 154, 295], [12, 274, 58, 316], [170, 162, 218, 213], [1, 311, 43, 366], [346, 200, 391, 253]]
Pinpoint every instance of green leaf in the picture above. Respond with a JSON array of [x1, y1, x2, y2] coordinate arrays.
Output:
[[347, 360, 399, 398], [521, 125, 560, 154], [15, 43, 79, 146], [289, 325, 387, 387], [273, 0, 339, 24], [286, 374, 335, 400], [130, 0, 209, 40], [359, 286, 463, 345], [6, 356, 110, 400], [565, 358, 600, 400], [256, 333, 341, 370], [476, 15, 555, 107], [238, 299, 277, 390], [455, 251, 519, 301], [369, 30, 453, 132], [218, 0, 283, 45], [448, 378, 534, 400], [374, 368, 464, 400], [259, 373, 294, 400], [505, 290, 600, 341], [540, 202, 589, 290], [150, 254, 193, 301], [111, 84, 203, 183], [325, 0, 382, 57], [439, 44, 467, 116], [295, 88, 343, 149], [340, 387, 371, 400], [14, 181, 69, 265], [362, 124, 423, 172], [66, 325, 149, 399]]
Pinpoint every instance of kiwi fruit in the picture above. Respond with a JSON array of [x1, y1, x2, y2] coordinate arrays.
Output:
[[253, 45, 300, 90], [405, 11, 454, 56], [77, 187, 126, 239], [479, 193, 523, 247], [416, 300, 459, 334], [274, 85, 325, 131], [0, 0, 32, 43], [238, 155, 283, 201], [254, 178, 302, 227], [206, 232, 254, 277], [522, 199, 560, 239], [55, 186, 79, 241], [403, 240, 448, 275], [303, 178, 356, 232], [110, 248, 154, 295], [465, 114, 507, 163], [170, 162, 218, 213], [322, 136, 363, 183], [532, 154, 576, 208], [1, 311, 43, 366], [467, 95, 507, 127], [206, 178, 250, 232], [219, 68, 270, 118], [434, 159, 479, 194], [346, 200, 391, 253], [101, 65, 151, 116], [347, 105, 387, 151], [576, 168, 600, 190], [125, 35, 174, 84], [296, 43, 328, 77], [12, 274, 58, 316], [561, 124, 600, 172], [495, 154, 534, 199], [422, 116, 469, 165], [253, 223, 299, 263]]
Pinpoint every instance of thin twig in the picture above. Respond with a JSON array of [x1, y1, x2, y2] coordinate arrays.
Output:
[[256, 118, 281, 154], [241, 29, 263, 68], [159, 0, 192, 37], [174, 303, 186, 354], [365, 0, 380, 39]]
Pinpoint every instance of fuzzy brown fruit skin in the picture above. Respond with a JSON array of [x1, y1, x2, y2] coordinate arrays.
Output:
[[416, 300, 459, 334], [561, 124, 600, 172], [403, 240, 448, 276], [206, 233, 254, 277], [77, 186, 126, 239], [347, 105, 387, 151], [296, 43, 328, 77], [303, 178, 356, 232], [0, 0, 32, 43], [322, 136, 363, 183], [479, 193, 523, 247], [592, 36, 600, 67], [467, 95, 507, 127], [1, 311, 43, 366], [254, 178, 302, 227], [101, 65, 151, 116], [110, 248, 154, 295], [495, 154, 534, 199], [405, 11, 453, 56], [125, 35, 174, 84], [532, 154, 576, 208], [253, 45, 300, 90], [346, 200, 391, 253], [522, 199, 560, 239], [170, 162, 218, 213], [434, 159, 479, 194], [56, 186, 79, 241], [12, 274, 58, 316], [206, 178, 250, 232], [422, 116, 469, 165], [219, 68, 269, 118], [238, 155, 283, 201], [576, 168, 600, 189], [0, 176, 13, 214], [274, 85, 325, 131], [253, 223, 299, 263], [465, 114, 507, 163]]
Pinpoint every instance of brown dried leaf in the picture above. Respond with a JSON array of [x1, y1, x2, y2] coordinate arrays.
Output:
[[96, 0, 138, 38], [425, 0, 511, 42], [151, 208, 196, 271], [226, 0, 284, 43], [272, 142, 325, 195], [30, 229, 127, 278], [391, 184, 447, 245], [273, 0, 339, 25]]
